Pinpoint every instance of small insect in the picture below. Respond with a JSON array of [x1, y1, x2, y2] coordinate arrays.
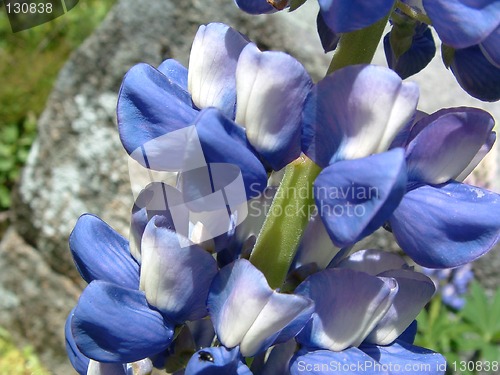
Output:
[[198, 351, 215, 363], [266, 0, 289, 11]]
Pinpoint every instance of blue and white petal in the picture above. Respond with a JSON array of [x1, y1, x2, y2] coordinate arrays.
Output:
[[69, 214, 139, 289], [318, 0, 395, 33], [235, 44, 312, 170], [405, 107, 495, 184], [365, 269, 435, 345], [389, 182, 500, 268], [422, 0, 500, 48], [139, 217, 218, 324], [117, 63, 197, 160], [188, 23, 250, 118], [302, 65, 419, 167], [295, 268, 397, 351], [361, 340, 446, 375], [72, 280, 174, 363], [337, 249, 408, 276], [449, 44, 500, 102], [157, 59, 189, 90], [290, 347, 387, 375], [456, 132, 496, 182], [185, 347, 252, 375], [208, 259, 314, 357], [314, 149, 407, 247]]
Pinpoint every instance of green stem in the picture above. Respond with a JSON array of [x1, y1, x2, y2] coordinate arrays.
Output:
[[250, 156, 321, 289], [327, 12, 391, 74], [251, 12, 392, 289]]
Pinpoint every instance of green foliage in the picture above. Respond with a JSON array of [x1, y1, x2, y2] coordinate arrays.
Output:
[[0, 327, 50, 375], [416, 282, 500, 374], [0, 0, 116, 210]]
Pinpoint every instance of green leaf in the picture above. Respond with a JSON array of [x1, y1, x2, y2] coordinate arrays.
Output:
[[441, 44, 455, 69], [289, 0, 307, 11]]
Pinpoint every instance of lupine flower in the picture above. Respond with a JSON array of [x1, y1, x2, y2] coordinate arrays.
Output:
[[390, 0, 500, 101], [388, 107, 500, 268], [301, 64, 418, 247], [234, 0, 395, 34]]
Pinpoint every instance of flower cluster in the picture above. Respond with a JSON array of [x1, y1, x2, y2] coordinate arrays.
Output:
[[64, 5, 499, 375], [235, 0, 500, 101]]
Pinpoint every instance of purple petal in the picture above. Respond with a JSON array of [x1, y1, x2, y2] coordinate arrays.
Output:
[[302, 65, 418, 167], [69, 214, 139, 289], [405, 107, 495, 184], [318, 0, 395, 33], [366, 270, 435, 345], [193, 108, 267, 199], [449, 44, 500, 102], [72, 281, 174, 363], [317, 10, 340, 53], [295, 268, 397, 351], [188, 23, 250, 118], [384, 25, 436, 79], [65, 309, 90, 375], [456, 132, 496, 181], [117, 63, 197, 158], [157, 59, 188, 90], [140, 217, 218, 323], [337, 249, 408, 276], [314, 149, 407, 247], [258, 340, 296, 375], [235, 44, 312, 170], [361, 340, 446, 375], [389, 181, 500, 268], [290, 347, 388, 375], [234, 0, 276, 14], [422, 0, 500, 48], [185, 347, 252, 375], [208, 259, 314, 357], [480, 25, 500, 67]]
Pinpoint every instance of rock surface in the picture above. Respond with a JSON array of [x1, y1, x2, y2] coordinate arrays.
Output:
[[1, 0, 498, 373]]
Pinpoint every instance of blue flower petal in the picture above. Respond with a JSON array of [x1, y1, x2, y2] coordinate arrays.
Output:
[[290, 347, 388, 375], [422, 0, 500, 48], [65, 309, 90, 375], [456, 131, 496, 181], [389, 181, 500, 268], [365, 270, 435, 345], [157, 59, 188, 90], [318, 0, 395, 33], [384, 25, 436, 79], [140, 217, 218, 324], [117, 63, 197, 158], [361, 340, 446, 375], [193, 108, 267, 199], [337, 249, 408, 276], [185, 347, 252, 375], [69, 214, 139, 289], [208, 259, 314, 357], [480, 25, 500, 67], [302, 65, 418, 167], [295, 268, 397, 351], [449, 44, 500, 102], [234, 0, 276, 14], [314, 149, 407, 247], [235, 44, 312, 170], [405, 107, 495, 184], [188, 23, 250, 118], [87, 361, 127, 375], [72, 280, 174, 363], [316, 11, 340, 53], [398, 320, 418, 345]]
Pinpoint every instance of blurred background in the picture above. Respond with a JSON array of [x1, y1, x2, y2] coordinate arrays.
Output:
[[0, 0, 498, 374]]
